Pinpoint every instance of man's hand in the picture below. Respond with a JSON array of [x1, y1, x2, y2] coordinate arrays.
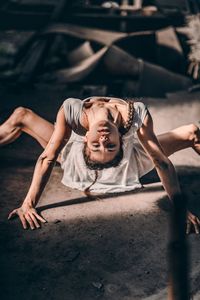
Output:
[[8, 203, 47, 230], [186, 211, 200, 234]]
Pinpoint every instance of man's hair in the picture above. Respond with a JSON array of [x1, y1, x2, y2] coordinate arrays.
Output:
[[83, 142, 124, 170]]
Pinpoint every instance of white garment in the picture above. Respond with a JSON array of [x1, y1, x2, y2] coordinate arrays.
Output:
[[61, 101, 154, 193]]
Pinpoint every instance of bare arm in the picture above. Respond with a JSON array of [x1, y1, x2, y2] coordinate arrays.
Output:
[[137, 111, 181, 199], [8, 106, 71, 229], [137, 110, 200, 234]]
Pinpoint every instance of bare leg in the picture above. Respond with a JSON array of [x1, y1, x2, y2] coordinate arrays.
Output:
[[157, 124, 200, 157], [0, 107, 54, 149]]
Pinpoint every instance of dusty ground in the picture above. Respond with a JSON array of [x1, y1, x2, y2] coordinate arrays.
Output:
[[0, 84, 200, 300]]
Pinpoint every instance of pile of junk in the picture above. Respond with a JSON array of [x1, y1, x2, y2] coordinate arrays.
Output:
[[1, 0, 200, 97]]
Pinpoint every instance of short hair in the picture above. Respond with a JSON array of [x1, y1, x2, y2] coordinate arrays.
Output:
[[83, 142, 123, 170]]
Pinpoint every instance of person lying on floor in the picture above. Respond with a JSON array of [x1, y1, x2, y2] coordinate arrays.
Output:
[[1, 96, 200, 232]]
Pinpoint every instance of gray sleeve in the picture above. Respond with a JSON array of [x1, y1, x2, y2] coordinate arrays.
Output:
[[62, 98, 86, 136], [62, 98, 80, 125]]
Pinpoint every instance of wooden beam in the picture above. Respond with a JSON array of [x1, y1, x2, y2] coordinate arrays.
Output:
[[0, 6, 185, 31]]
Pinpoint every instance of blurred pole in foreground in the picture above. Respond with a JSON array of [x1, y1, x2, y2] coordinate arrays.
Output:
[[168, 194, 189, 300]]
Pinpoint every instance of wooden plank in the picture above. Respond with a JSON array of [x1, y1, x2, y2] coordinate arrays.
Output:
[[42, 23, 126, 45], [0, 6, 185, 31], [0, 12, 185, 31]]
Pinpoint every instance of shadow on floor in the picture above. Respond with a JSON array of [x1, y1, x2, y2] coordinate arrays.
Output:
[[0, 161, 200, 300]]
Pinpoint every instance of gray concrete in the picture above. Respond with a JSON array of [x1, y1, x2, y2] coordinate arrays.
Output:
[[0, 86, 200, 299]]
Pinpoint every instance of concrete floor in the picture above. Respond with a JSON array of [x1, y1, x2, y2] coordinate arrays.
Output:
[[0, 84, 200, 299]]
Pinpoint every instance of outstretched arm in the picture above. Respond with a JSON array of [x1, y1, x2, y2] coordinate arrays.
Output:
[[8, 106, 71, 229], [137, 110, 200, 234]]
